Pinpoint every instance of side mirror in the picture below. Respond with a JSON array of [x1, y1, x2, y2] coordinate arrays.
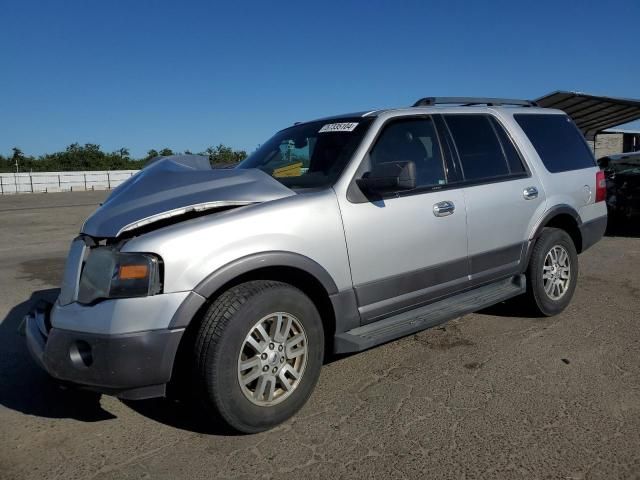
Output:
[[356, 161, 417, 194]]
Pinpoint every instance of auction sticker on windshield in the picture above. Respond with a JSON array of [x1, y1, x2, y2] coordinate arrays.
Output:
[[319, 122, 359, 133]]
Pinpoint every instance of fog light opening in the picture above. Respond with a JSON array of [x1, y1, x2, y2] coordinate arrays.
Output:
[[69, 340, 93, 368]]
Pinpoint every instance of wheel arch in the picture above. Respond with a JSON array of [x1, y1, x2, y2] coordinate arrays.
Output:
[[530, 205, 583, 253], [167, 252, 340, 386], [192, 251, 339, 300]]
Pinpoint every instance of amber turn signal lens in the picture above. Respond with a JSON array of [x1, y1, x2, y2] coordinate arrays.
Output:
[[118, 264, 149, 280]]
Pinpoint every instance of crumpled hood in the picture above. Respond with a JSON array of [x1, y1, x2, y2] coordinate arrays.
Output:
[[82, 155, 295, 238]]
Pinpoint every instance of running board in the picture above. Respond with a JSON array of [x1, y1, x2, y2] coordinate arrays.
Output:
[[333, 275, 526, 354]]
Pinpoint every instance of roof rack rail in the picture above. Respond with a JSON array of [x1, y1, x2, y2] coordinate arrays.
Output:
[[412, 97, 538, 107]]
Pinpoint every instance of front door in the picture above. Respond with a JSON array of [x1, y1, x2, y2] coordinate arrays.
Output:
[[338, 116, 469, 324]]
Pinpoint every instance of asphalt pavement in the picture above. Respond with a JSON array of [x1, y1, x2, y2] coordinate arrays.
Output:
[[1, 191, 639, 479]]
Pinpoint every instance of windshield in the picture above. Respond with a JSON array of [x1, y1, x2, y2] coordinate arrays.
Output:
[[237, 117, 373, 188]]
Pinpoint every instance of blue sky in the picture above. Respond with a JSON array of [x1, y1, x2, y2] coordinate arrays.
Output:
[[1, 0, 639, 158]]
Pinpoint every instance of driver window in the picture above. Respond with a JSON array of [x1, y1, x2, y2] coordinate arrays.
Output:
[[370, 117, 446, 188]]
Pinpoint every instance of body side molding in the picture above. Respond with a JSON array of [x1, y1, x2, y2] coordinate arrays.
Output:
[[352, 242, 525, 324], [335, 275, 526, 353]]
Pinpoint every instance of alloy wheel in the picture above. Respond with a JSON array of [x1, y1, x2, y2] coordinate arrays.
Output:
[[237, 312, 308, 406], [542, 245, 571, 300]]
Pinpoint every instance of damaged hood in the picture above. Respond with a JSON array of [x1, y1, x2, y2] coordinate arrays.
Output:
[[82, 155, 295, 238]]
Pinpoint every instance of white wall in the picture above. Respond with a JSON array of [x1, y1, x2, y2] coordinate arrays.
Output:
[[0, 170, 139, 194], [594, 133, 624, 160]]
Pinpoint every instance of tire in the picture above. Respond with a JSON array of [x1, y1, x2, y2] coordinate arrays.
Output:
[[525, 227, 579, 316], [192, 280, 324, 433]]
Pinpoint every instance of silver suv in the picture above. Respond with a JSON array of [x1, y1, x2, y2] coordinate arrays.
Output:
[[25, 97, 608, 432]]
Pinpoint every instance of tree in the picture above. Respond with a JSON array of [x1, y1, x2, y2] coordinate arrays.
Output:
[[11, 147, 25, 172], [142, 149, 159, 163], [0, 143, 244, 173], [204, 144, 247, 166], [11, 147, 24, 160], [117, 147, 130, 159]]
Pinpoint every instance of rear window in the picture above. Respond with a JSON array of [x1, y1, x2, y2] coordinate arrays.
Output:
[[514, 114, 596, 173], [445, 114, 525, 181]]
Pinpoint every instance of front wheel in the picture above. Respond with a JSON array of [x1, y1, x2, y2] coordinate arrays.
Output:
[[525, 227, 579, 316], [193, 280, 324, 433]]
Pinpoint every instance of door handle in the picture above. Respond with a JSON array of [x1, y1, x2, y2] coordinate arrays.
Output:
[[433, 201, 455, 217], [523, 187, 538, 200]]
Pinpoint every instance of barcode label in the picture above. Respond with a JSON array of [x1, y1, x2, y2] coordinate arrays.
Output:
[[318, 122, 359, 133]]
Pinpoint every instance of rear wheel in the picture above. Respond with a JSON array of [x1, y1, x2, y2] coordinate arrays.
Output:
[[525, 227, 578, 316], [192, 280, 324, 433]]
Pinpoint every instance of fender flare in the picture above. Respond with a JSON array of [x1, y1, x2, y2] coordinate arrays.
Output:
[[168, 251, 339, 328], [522, 204, 583, 269], [530, 204, 581, 240]]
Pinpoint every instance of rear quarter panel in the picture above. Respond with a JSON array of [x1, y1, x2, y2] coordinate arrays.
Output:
[[492, 109, 606, 238]]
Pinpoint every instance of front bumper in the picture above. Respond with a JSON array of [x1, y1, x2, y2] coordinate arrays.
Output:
[[25, 301, 184, 400]]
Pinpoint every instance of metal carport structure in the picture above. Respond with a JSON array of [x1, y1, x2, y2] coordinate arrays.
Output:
[[536, 91, 640, 141]]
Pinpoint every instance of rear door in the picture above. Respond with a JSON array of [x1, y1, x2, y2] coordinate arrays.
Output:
[[442, 114, 545, 284]]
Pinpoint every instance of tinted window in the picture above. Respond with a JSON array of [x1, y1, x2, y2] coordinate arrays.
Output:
[[514, 114, 596, 173], [445, 115, 510, 181], [489, 117, 526, 174], [238, 117, 373, 188], [370, 117, 446, 188]]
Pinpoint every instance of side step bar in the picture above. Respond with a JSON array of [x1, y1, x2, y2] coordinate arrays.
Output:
[[334, 275, 526, 354]]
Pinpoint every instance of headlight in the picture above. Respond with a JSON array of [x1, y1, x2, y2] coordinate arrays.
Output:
[[77, 248, 162, 304]]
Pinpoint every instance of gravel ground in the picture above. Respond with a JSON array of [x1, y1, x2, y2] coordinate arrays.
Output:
[[0, 191, 639, 480]]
